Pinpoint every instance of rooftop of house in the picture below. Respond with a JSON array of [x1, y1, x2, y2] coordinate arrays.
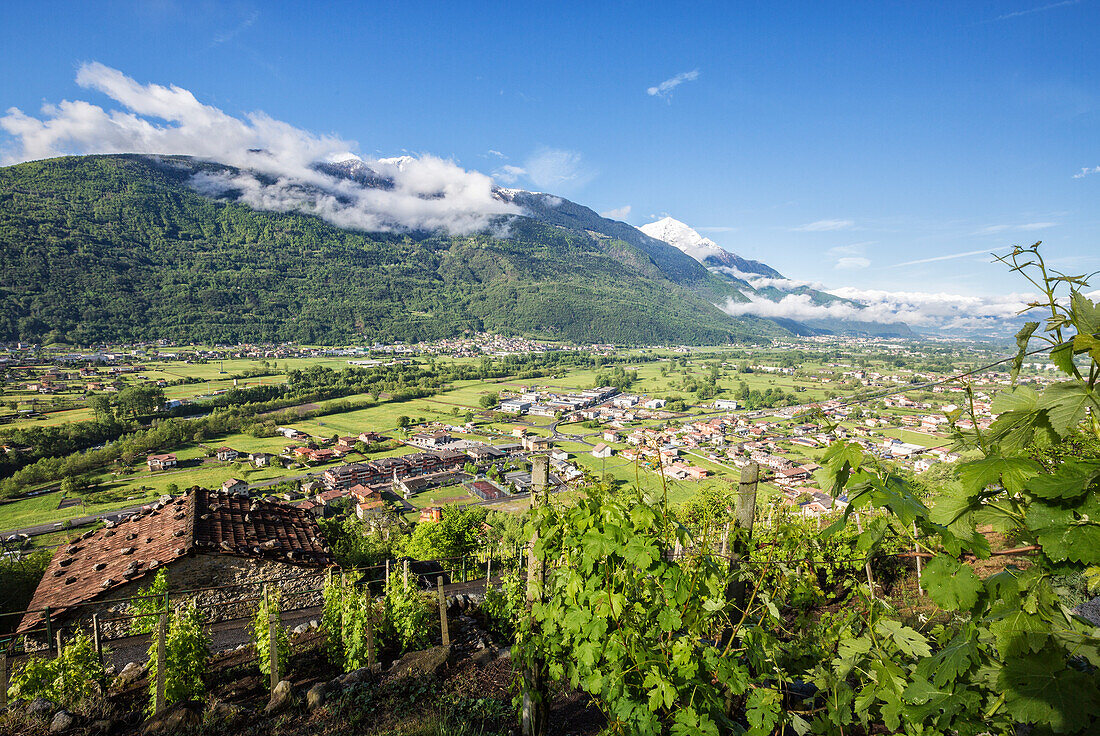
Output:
[[19, 487, 332, 633]]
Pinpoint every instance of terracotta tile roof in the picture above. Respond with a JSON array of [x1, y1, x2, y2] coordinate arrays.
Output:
[[18, 488, 332, 634]]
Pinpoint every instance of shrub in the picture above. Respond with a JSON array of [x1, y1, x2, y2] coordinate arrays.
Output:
[[129, 568, 168, 635], [146, 602, 209, 714], [481, 570, 523, 643], [383, 572, 436, 653], [8, 631, 106, 705], [250, 590, 290, 680], [322, 572, 384, 671]]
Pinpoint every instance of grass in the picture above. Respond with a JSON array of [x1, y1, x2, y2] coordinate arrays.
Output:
[[0, 491, 73, 532]]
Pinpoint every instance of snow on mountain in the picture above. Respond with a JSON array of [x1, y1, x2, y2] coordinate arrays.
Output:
[[639, 217, 730, 263], [640, 217, 782, 279]]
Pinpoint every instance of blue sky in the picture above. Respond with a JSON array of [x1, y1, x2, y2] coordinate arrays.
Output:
[[1, 0, 1097, 305]]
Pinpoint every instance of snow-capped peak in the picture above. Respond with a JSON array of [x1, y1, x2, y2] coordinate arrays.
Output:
[[639, 216, 731, 264]]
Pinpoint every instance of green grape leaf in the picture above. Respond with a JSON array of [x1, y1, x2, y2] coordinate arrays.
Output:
[[1050, 341, 1078, 376], [1038, 381, 1097, 438], [745, 687, 782, 734], [818, 441, 865, 495], [1073, 332, 1100, 366], [902, 675, 952, 707], [1011, 321, 1039, 380], [920, 555, 982, 611], [927, 632, 978, 687], [1000, 649, 1100, 733], [1071, 289, 1100, 336], [875, 618, 932, 658], [991, 386, 1040, 414], [991, 609, 1051, 658], [1026, 495, 1100, 565], [1026, 460, 1100, 501], [957, 456, 1041, 495]]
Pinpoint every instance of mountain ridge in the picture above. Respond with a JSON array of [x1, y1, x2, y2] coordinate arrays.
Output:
[[0, 154, 785, 346]]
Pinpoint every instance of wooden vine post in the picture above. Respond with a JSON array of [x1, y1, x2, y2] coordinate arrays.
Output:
[[155, 611, 168, 715], [266, 586, 280, 693], [92, 614, 102, 660], [722, 462, 758, 649], [436, 576, 450, 647], [522, 456, 550, 736], [365, 595, 378, 671], [1, 649, 8, 710]]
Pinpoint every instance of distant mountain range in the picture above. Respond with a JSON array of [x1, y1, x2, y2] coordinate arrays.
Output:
[[0, 154, 911, 345]]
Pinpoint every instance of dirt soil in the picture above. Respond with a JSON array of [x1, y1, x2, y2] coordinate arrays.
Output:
[[1, 628, 605, 736]]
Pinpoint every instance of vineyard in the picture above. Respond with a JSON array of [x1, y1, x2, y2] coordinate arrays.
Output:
[[1, 243, 1099, 735]]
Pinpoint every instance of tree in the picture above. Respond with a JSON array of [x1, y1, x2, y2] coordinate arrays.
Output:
[[479, 392, 499, 409], [87, 394, 113, 421], [396, 415, 412, 428], [404, 505, 487, 561], [115, 385, 166, 417]]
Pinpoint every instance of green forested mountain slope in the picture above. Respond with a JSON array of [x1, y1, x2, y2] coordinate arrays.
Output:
[[0, 155, 781, 345]]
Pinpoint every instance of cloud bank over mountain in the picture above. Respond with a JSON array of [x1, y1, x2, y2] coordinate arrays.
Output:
[[718, 287, 1083, 333], [0, 63, 518, 234]]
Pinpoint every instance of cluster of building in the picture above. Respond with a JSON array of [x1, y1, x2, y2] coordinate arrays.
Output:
[[499, 385, 621, 417]]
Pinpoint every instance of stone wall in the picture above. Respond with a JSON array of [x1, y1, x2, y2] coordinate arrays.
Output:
[[50, 553, 327, 643]]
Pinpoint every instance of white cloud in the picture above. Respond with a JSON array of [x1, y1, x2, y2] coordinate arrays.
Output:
[[995, 0, 1078, 21], [720, 287, 1042, 332], [646, 69, 700, 99], [825, 242, 873, 269], [492, 164, 527, 184], [976, 222, 1056, 234], [486, 149, 505, 158], [893, 248, 993, 267], [716, 268, 825, 292], [213, 9, 259, 44], [0, 63, 520, 234], [1073, 165, 1100, 179], [600, 205, 631, 221], [792, 219, 855, 232], [523, 147, 593, 190]]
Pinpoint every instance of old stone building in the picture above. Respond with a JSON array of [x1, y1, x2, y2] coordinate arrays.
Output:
[[18, 487, 333, 640]]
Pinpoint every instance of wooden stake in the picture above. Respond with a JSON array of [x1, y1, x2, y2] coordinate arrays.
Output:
[[436, 576, 450, 647], [92, 614, 102, 660], [267, 596, 280, 693], [1, 651, 8, 710], [55, 630, 63, 660], [403, 559, 409, 588], [365, 597, 377, 671], [155, 612, 167, 715], [522, 480, 548, 736], [722, 462, 758, 649]]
